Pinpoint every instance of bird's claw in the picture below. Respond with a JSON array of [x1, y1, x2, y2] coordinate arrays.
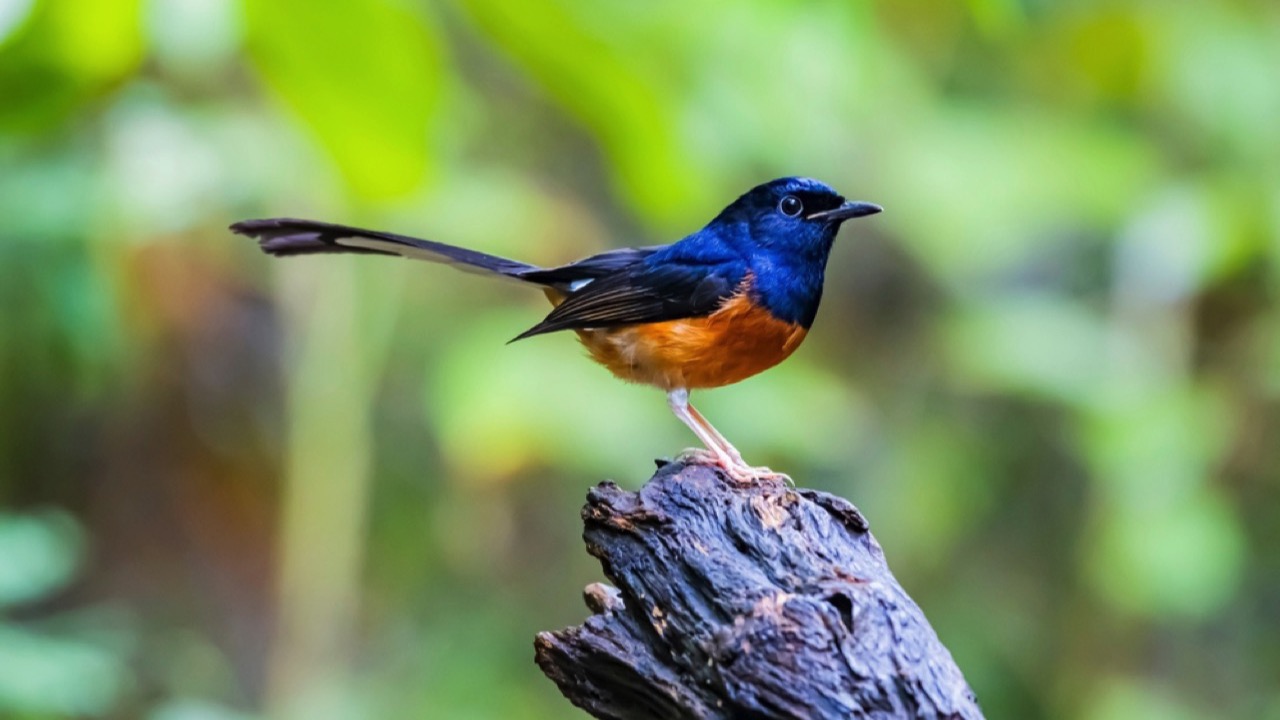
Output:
[[676, 448, 720, 466], [675, 448, 791, 486], [744, 466, 794, 486]]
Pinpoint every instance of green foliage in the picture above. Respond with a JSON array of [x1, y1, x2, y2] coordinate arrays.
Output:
[[0, 512, 128, 717], [1, 0, 1277, 718], [0, 0, 143, 132], [244, 0, 444, 199]]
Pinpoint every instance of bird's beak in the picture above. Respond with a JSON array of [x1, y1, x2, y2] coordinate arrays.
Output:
[[807, 201, 883, 222]]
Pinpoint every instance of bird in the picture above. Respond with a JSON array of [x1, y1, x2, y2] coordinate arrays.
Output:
[[231, 177, 881, 482]]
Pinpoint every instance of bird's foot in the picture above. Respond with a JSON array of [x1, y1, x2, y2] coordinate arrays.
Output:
[[739, 465, 793, 486], [676, 448, 791, 486], [676, 447, 722, 467], [719, 462, 792, 486]]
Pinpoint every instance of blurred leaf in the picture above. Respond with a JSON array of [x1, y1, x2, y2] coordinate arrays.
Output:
[[1052, 6, 1150, 105], [456, 0, 713, 229], [861, 416, 996, 566], [101, 90, 231, 233], [944, 297, 1107, 402], [0, 0, 143, 131], [0, 511, 81, 609], [963, 0, 1025, 39], [149, 699, 259, 720], [1081, 386, 1231, 506], [47, 0, 143, 77], [1150, 3, 1280, 162], [1114, 181, 1260, 305], [0, 142, 97, 240], [672, 1, 882, 189], [0, 626, 127, 716], [879, 106, 1158, 282], [1085, 486, 1244, 618], [1081, 677, 1208, 720], [0, 0, 35, 46], [1080, 381, 1244, 617], [244, 0, 444, 199], [145, 0, 242, 77]]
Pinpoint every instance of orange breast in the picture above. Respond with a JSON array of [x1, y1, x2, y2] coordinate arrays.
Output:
[[572, 292, 808, 391]]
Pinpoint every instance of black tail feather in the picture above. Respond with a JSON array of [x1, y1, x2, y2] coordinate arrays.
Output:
[[229, 218, 539, 279], [231, 217, 667, 303]]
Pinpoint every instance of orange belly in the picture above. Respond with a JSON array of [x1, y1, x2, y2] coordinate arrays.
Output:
[[571, 293, 808, 391]]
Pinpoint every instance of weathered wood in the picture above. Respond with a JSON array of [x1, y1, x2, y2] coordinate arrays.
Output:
[[535, 460, 982, 720]]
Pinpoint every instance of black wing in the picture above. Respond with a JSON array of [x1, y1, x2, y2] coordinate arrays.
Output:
[[517, 246, 664, 288], [511, 261, 741, 341]]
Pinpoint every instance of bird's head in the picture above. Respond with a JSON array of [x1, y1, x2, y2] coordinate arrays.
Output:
[[712, 177, 881, 259]]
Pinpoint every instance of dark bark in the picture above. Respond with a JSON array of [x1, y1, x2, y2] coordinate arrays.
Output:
[[535, 460, 982, 720]]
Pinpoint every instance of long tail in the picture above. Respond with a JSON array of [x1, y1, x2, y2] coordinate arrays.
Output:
[[229, 218, 540, 280]]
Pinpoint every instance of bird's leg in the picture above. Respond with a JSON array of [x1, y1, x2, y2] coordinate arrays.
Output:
[[667, 389, 739, 472], [685, 401, 744, 465], [691, 403, 792, 485], [667, 390, 790, 484]]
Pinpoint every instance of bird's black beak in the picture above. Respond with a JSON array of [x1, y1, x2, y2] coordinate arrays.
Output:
[[807, 200, 883, 222]]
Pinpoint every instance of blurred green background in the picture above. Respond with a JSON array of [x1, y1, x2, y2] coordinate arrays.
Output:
[[1, 0, 1278, 718]]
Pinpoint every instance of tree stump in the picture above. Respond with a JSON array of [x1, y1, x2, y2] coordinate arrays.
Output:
[[535, 460, 982, 720]]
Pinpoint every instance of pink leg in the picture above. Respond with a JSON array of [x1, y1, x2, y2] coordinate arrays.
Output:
[[666, 389, 790, 484], [686, 401, 744, 464], [667, 389, 739, 470]]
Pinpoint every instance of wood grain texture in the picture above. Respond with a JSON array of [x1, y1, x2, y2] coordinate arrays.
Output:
[[535, 461, 983, 720]]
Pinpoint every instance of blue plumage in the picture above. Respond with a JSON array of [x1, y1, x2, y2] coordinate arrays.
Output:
[[231, 175, 881, 482], [643, 177, 861, 328]]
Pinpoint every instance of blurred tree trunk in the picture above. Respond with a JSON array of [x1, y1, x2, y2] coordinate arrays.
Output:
[[536, 461, 982, 720]]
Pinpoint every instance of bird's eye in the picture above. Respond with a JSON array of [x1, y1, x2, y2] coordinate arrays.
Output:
[[779, 195, 803, 217]]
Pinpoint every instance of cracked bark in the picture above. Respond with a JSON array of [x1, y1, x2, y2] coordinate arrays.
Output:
[[535, 460, 983, 720]]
